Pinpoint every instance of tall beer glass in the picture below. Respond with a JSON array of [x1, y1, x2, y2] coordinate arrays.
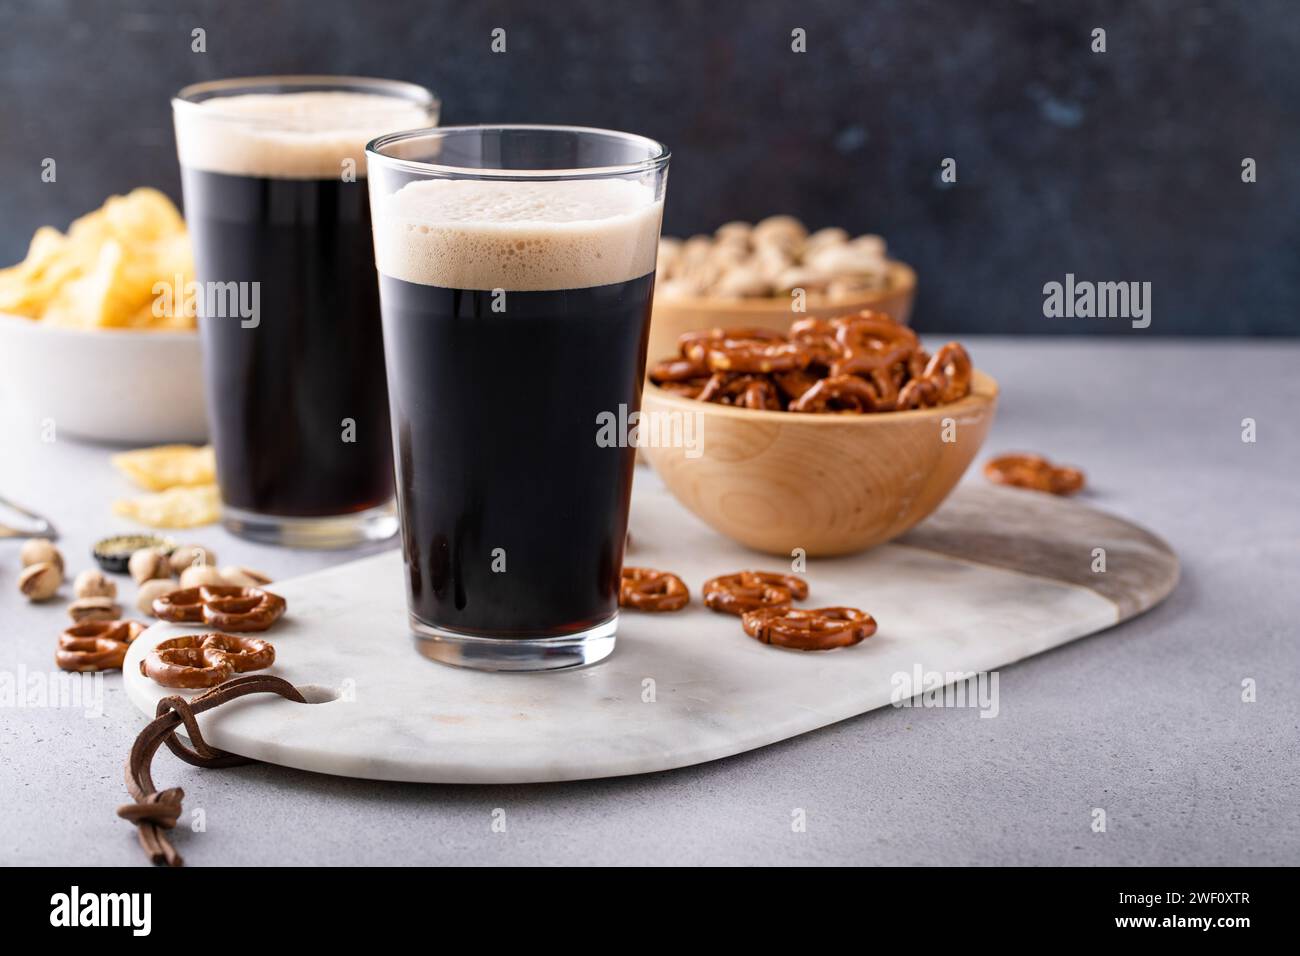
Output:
[[366, 126, 670, 670], [173, 76, 439, 547]]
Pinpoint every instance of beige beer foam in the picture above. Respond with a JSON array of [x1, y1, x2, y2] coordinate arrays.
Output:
[[175, 91, 434, 179], [374, 178, 663, 291]]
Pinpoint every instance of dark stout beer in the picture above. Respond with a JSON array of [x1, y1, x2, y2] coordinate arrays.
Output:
[[183, 169, 392, 516], [372, 176, 662, 641], [174, 84, 435, 542], [379, 274, 654, 636]]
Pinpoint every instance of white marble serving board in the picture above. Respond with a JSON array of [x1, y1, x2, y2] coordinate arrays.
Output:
[[124, 475, 1178, 784]]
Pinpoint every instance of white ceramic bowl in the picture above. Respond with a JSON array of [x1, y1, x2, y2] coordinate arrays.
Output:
[[0, 312, 208, 444]]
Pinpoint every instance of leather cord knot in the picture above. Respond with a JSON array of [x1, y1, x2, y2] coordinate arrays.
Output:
[[116, 788, 185, 828], [116, 675, 306, 866]]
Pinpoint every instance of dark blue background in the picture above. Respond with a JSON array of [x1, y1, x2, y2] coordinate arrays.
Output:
[[1, 0, 1296, 334]]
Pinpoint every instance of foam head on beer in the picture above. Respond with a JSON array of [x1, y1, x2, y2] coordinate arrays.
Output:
[[374, 178, 663, 291], [175, 91, 433, 179]]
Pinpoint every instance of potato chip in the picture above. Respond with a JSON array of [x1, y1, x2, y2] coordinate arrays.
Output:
[[101, 187, 187, 242], [112, 444, 217, 491], [112, 483, 220, 529], [42, 241, 143, 328], [0, 228, 86, 316], [0, 188, 195, 330], [65, 206, 113, 248], [134, 232, 195, 326]]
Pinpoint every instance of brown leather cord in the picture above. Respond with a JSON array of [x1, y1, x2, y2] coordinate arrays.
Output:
[[117, 675, 306, 867]]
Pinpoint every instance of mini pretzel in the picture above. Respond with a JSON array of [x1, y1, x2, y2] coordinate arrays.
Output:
[[697, 373, 783, 410], [63, 618, 145, 645], [703, 571, 809, 616], [741, 606, 877, 651], [57, 637, 128, 672], [881, 350, 930, 410], [704, 339, 810, 374], [141, 644, 232, 690], [984, 453, 1085, 495], [648, 356, 711, 398], [789, 317, 836, 340], [862, 366, 900, 409], [773, 368, 820, 401], [834, 312, 919, 352], [140, 633, 276, 689], [788, 319, 844, 367], [896, 342, 971, 409], [196, 633, 276, 672], [678, 326, 785, 363], [922, 342, 972, 403], [907, 347, 929, 381], [153, 585, 286, 631], [620, 567, 690, 612], [55, 620, 146, 672], [896, 374, 943, 410], [678, 326, 811, 375], [789, 374, 881, 413], [656, 377, 710, 399], [829, 314, 919, 377], [649, 357, 709, 383]]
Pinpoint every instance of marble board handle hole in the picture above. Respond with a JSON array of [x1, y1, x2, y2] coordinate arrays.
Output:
[[295, 684, 343, 705]]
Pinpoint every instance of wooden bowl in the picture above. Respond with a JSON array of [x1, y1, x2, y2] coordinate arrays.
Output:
[[647, 259, 916, 368], [640, 368, 998, 557]]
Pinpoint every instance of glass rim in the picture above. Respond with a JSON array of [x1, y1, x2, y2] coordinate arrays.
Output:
[[365, 124, 671, 181], [172, 74, 439, 123]]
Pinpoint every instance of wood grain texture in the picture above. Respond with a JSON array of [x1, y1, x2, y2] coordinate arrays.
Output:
[[897, 483, 1180, 619], [641, 368, 997, 556], [647, 260, 915, 366]]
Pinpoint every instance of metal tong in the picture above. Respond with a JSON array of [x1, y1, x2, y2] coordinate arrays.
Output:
[[0, 495, 57, 540]]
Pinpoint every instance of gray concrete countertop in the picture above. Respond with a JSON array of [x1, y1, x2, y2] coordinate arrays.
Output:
[[2, 337, 1297, 866]]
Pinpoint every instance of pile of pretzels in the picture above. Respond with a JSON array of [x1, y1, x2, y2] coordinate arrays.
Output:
[[649, 311, 972, 413], [140, 585, 286, 688], [656, 216, 890, 301], [53, 582, 288, 691]]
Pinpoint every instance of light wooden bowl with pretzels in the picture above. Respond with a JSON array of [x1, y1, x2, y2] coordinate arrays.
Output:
[[640, 364, 998, 558]]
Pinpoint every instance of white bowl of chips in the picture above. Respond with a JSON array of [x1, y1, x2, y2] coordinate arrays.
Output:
[[0, 314, 207, 443], [0, 188, 208, 444]]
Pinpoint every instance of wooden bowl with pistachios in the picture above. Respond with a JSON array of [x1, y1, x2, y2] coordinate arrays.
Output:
[[649, 216, 917, 372]]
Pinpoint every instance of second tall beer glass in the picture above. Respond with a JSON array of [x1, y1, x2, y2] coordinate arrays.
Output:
[[174, 76, 438, 547], [366, 126, 670, 671]]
